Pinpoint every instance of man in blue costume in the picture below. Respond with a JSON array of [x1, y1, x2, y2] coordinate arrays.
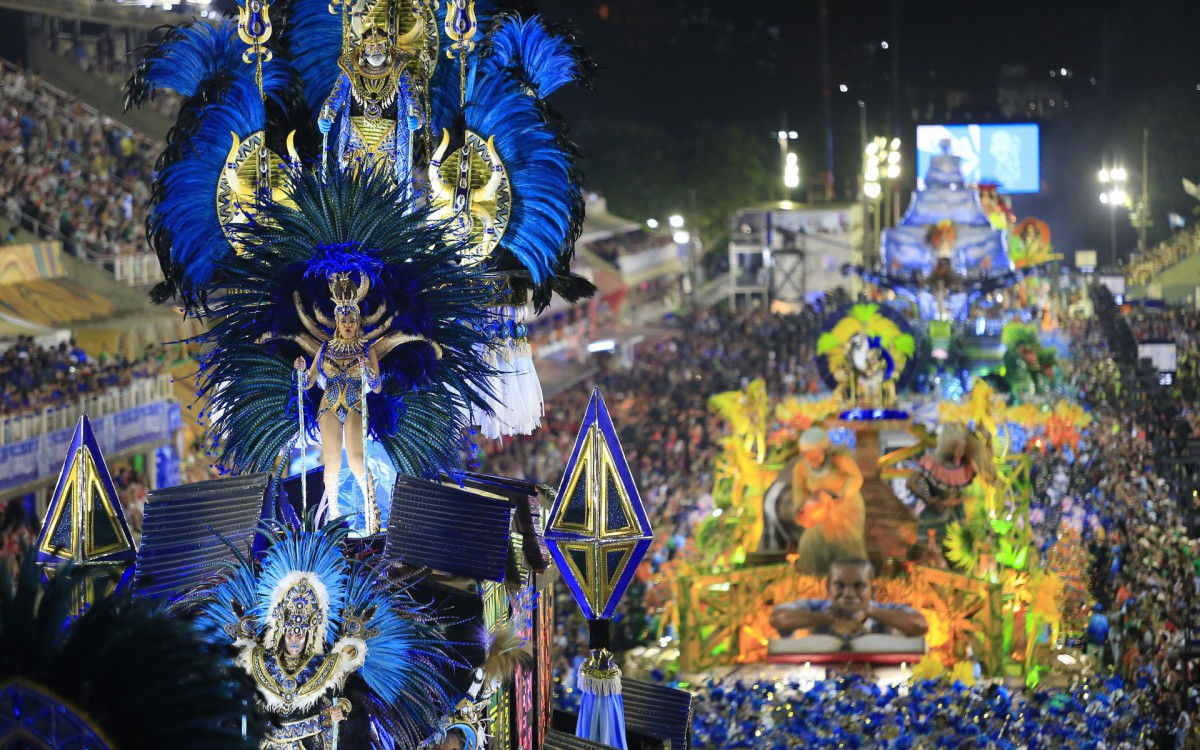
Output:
[[319, 20, 427, 203]]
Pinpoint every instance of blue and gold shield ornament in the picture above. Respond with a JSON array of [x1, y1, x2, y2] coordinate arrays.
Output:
[[545, 388, 652, 750], [35, 415, 136, 612]]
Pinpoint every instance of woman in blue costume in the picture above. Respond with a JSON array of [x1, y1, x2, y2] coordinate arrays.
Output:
[[294, 271, 389, 519]]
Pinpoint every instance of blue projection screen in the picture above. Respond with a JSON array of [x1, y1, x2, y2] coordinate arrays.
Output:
[[916, 123, 1041, 194]]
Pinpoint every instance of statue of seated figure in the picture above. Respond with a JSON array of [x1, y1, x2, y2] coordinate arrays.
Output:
[[768, 558, 928, 655]]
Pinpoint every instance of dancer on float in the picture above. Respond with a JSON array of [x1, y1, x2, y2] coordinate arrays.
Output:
[[294, 272, 404, 521]]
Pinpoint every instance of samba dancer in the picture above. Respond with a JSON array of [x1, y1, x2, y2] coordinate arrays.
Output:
[[292, 270, 437, 522]]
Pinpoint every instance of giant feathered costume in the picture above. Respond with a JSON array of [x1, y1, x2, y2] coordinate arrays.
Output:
[[198, 167, 498, 484], [188, 522, 460, 749], [127, 0, 595, 460]]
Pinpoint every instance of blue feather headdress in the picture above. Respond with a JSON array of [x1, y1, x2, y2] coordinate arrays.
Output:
[[129, 20, 293, 304], [197, 166, 500, 479], [189, 522, 461, 748]]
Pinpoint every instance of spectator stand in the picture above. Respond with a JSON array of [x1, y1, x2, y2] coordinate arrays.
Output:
[[529, 195, 634, 360], [577, 195, 687, 320], [0, 58, 164, 288], [0, 240, 187, 515]]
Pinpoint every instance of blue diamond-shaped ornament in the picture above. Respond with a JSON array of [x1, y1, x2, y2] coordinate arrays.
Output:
[[36, 415, 135, 565], [545, 388, 652, 620]]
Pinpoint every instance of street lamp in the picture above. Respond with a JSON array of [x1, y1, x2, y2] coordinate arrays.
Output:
[[784, 153, 800, 190], [646, 218, 659, 229], [1099, 165, 1130, 266], [863, 136, 902, 266], [664, 215, 697, 298], [776, 130, 799, 200]]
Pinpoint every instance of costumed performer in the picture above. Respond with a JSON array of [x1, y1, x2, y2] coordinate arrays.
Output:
[[293, 271, 404, 520], [193, 168, 497, 534], [319, 16, 428, 202], [768, 558, 927, 654], [792, 427, 867, 575], [906, 422, 997, 546], [192, 522, 459, 750]]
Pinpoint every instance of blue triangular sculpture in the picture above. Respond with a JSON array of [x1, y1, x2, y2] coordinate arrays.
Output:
[[36, 415, 136, 565], [545, 387, 652, 621]]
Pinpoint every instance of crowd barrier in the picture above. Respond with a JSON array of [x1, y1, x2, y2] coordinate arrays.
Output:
[[0, 374, 173, 447]]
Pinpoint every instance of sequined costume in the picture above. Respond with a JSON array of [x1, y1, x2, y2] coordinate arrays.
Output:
[[195, 524, 458, 750], [240, 620, 362, 749], [315, 338, 376, 424], [323, 42, 426, 203]]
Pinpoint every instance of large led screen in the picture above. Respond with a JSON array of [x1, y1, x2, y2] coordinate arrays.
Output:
[[916, 123, 1041, 193]]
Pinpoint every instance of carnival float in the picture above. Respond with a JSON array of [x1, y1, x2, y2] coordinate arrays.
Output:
[[638, 141, 1096, 701]]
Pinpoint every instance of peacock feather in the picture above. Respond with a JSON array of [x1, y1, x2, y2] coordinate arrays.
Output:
[[127, 20, 293, 304], [197, 166, 500, 480]]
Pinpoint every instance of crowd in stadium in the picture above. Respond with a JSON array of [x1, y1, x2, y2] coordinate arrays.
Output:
[[1126, 224, 1200, 286], [1057, 299, 1200, 746], [586, 228, 678, 266], [0, 64, 155, 260], [0, 336, 167, 420]]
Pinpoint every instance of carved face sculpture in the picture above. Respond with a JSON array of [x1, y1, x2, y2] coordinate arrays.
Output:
[[798, 427, 831, 469], [828, 560, 872, 613], [936, 424, 968, 466], [847, 333, 871, 374]]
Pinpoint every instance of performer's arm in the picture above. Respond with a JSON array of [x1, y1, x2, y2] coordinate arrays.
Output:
[[769, 601, 834, 634], [833, 452, 863, 502], [295, 347, 321, 390], [867, 604, 928, 637], [319, 74, 351, 133], [401, 77, 423, 132], [906, 470, 933, 505], [365, 346, 382, 393], [791, 460, 811, 526]]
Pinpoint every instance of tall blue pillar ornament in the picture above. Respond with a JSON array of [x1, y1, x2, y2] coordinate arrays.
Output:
[[35, 415, 136, 612], [545, 389, 652, 750]]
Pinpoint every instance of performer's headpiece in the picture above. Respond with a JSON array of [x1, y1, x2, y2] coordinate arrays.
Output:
[[444, 697, 490, 750], [264, 572, 331, 658], [360, 20, 390, 57], [798, 426, 831, 453], [329, 271, 369, 320]]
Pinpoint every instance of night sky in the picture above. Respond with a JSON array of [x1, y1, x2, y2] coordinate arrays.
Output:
[[538, 0, 1200, 259]]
